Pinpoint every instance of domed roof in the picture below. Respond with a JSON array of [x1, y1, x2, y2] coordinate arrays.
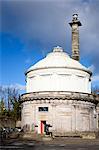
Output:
[[26, 46, 91, 74]]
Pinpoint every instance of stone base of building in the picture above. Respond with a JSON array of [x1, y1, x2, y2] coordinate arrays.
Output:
[[21, 131, 99, 140], [53, 131, 99, 139], [81, 132, 96, 139], [21, 132, 42, 140]]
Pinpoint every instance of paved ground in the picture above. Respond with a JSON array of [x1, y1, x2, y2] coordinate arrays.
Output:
[[0, 137, 99, 150]]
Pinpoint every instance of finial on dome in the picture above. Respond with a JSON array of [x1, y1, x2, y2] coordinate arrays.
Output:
[[53, 46, 63, 52]]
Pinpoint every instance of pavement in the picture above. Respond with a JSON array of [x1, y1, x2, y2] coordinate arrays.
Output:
[[0, 136, 99, 150]]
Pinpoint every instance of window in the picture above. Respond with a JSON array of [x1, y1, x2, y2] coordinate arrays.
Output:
[[38, 107, 48, 112], [40, 74, 52, 77], [58, 73, 70, 76], [29, 76, 35, 79], [77, 75, 84, 78]]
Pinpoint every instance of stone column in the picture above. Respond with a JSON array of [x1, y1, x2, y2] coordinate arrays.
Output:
[[69, 14, 82, 61]]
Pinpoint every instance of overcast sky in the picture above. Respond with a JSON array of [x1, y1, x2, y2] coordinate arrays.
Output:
[[1, 0, 99, 92]]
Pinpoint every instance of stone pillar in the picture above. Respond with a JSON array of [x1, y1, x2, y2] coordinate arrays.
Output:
[[69, 14, 82, 61]]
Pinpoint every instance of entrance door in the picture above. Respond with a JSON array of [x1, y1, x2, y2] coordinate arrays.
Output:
[[40, 121, 46, 134]]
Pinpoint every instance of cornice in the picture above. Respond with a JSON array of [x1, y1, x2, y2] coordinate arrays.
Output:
[[25, 66, 92, 76], [21, 91, 99, 104]]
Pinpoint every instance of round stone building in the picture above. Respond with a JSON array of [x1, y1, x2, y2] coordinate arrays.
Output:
[[21, 14, 99, 136]]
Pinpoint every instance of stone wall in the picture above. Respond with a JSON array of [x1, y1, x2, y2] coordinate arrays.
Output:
[[21, 99, 98, 135]]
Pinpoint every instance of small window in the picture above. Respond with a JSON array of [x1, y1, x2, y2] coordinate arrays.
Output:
[[29, 76, 35, 79], [58, 74, 71, 77], [77, 75, 84, 78], [38, 107, 48, 112], [40, 74, 52, 77]]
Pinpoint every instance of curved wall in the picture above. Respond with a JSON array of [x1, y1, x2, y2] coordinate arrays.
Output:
[[21, 99, 98, 134], [26, 68, 91, 94]]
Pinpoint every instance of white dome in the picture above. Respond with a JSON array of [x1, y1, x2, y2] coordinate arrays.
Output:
[[27, 46, 90, 74], [26, 46, 91, 94]]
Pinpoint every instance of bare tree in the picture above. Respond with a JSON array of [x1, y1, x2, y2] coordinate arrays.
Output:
[[0, 86, 21, 121]]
